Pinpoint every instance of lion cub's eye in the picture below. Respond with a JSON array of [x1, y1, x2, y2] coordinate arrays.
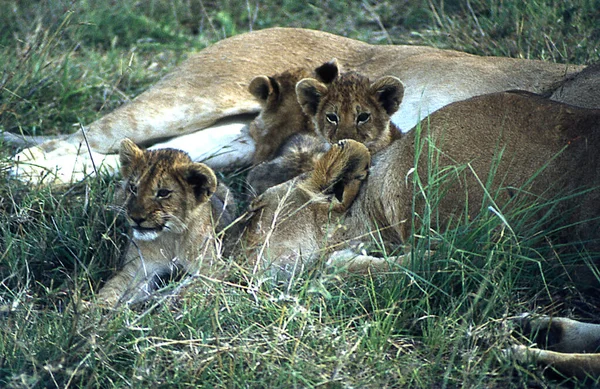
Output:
[[156, 189, 173, 199], [357, 112, 371, 124], [326, 113, 339, 125]]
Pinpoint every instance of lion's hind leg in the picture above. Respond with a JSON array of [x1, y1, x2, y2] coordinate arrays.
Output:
[[509, 345, 600, 379], [508, 314, 600, 379]]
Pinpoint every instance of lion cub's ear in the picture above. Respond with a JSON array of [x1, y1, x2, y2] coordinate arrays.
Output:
[[314, 58, 341, 84], [303, 140, 371, 212], [370, 76, 404, 115], [119, 138, 146, 177], [181, 163, 218, 204], [296, 79, 329, 116], [249, 75, 280, 104]]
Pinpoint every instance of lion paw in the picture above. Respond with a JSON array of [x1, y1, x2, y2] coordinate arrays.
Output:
[[329, 139, 371, 179], [308, 139, 370, 211], [10, 140, 119, 185], [503, 344, 541, 364]]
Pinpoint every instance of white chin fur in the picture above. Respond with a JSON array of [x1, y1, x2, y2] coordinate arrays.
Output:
[[133, 229, 161, 241]]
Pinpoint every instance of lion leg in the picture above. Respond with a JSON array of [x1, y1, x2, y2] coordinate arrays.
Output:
[[326, 249, 433, 273], [9, 75, 258, 185], [10, 119, 254, 184], [1, 132, 64, 148], [507, 314, 600, 379], [96, 255, 173, 307], [509, 345, 600, 379], [10, 139, 120, 185], [516, 314, 600, 353]]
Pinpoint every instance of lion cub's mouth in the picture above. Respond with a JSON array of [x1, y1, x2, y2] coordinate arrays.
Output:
[[132, 226, 164, 241]]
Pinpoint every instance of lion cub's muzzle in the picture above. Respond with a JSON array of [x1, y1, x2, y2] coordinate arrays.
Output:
[[127, 214, 166, 241], [130, 224, 164, 241]]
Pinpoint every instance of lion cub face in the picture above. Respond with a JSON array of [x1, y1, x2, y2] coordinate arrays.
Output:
[[296, 70, 404, 153], [248, 60, 340, 163], [119, 139, 217, 241]]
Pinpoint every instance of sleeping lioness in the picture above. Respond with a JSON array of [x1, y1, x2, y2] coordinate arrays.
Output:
[[97, 139, 235, 306], [241, 90, 600, 274], [9, 27, 594, 185], [239, 91, 600, 378]]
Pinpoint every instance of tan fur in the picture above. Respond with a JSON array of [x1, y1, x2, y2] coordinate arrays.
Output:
[[10, 27, 590, 185], [246, 63, 403, 195], [241, 92, 600, 267], [248, 59, 341, 163], [242, 140, 370, 276], [97, 139, 234, 306], [240, 91, 600, 377], [551, 62, 600, 109], [245, 60, 341, 195], [510, 345, 600, 379], [248, 68, 316, 163], [296, 70, 404, 153], [246, 134, 329, 196], [510, 315, 600, 379]]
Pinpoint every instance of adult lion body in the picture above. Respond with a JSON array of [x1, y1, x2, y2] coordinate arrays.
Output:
[[240, 92, 600, 378], [241, 91, 600, 271], [10, 27, 587, 184]]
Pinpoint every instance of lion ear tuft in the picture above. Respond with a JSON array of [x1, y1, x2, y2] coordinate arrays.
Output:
[[315, 58, 341, 84], [249, 75, 280, 104], [370, 76, 405, 115], [182, 163, 218, 203], [119, 138, 145, 177], [296, 78, 328, 117]]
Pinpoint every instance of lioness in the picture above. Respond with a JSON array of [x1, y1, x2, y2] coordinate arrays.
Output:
[[9, 27, 591, 185], [97, 139, 235, 306], [241, 91, 600, 272], [240, 92, 600, 377]]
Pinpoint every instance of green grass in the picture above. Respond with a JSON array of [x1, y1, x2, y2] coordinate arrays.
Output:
[[1, 0, 600, 388]]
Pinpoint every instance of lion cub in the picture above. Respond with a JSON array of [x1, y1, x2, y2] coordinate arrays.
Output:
[[97, 139, 235, 306], [248, 60, 340, 163], [248, 60, 404, 161], [243, 139, 371, 275], [296, 68, 404, 154], [247, 61, 404, 195]]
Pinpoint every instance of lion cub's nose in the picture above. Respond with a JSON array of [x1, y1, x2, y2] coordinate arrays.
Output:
[[130, 216, 146, 226]]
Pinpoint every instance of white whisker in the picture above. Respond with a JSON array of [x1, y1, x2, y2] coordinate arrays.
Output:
[[164, 214, 188, 234]]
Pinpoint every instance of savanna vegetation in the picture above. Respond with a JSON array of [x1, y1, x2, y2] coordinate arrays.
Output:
[[1, 0, 599, 387]]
